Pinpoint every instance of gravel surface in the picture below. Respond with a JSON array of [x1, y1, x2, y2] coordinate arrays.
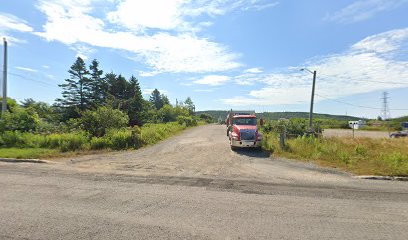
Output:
[[1, 124, 408, 239], [52, 125, 360, 186], [323, 128, 390, 138]]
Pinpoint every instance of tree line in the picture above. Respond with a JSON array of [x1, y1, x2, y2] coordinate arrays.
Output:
[[0, 57, 200, 135]]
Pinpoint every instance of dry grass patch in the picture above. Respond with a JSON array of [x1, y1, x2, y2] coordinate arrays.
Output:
[[262, 134, 408, 176]]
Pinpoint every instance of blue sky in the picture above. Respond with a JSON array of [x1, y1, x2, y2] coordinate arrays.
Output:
[[1, 0, 408, 118]]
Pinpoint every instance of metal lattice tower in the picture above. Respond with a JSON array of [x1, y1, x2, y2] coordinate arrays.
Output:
[[380, 91, 390, 120]]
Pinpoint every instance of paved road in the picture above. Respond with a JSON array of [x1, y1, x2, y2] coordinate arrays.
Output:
[[1, 125, 408, 239]]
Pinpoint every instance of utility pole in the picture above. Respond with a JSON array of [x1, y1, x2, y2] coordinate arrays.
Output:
[[309, 70, 317, 132], [300, 68, 317, 133], [2, 38, 7, 114]]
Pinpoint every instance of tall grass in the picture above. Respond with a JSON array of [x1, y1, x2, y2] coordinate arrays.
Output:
[[0, 131, 88, 151], [262, 133, 408, 176], [0, 122, 191, 157]]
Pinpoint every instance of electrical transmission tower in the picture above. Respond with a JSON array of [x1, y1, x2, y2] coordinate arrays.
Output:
[[380, 91, 390, 120]]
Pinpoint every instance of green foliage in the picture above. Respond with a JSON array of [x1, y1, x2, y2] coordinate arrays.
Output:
[[261, 118, 308, 136], [198, 113, 215, 123], [158, 104, 177, 122], [0, 131, 88, 151], [184, 97, 195, 115], [56, 57, 92, 112], [0, 148, 58, 159], [177, 116, 197, 127], [141, 122, 186, 145], [0, 107, 40, 133], [78, 106, 129, 137], [0, 97, 18, 112], [149, 88, 167, 110]]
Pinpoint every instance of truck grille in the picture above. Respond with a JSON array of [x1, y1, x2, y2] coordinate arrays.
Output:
[[240, 130, 256, 140]]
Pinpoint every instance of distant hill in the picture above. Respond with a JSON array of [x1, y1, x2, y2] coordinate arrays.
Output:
[[391, 116, 408, 122], [196, 111, 361, 121]]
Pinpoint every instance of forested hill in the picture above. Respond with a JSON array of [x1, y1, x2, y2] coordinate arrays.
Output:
[[196, 111, 362, 121]]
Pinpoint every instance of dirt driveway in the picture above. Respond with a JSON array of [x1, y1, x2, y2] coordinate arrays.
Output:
[[50, 124, 366, 186]]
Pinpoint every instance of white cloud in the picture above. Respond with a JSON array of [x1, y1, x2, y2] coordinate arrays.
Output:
[[35, 0, 242, 74], [194, 75, 231, 86], [325, 0, 408, 24], [138, 70, 160, 77], [142, 88, 168, 95], [15, 66, 38, 72], [0, 12, 33, 32], [70, 44, 95, 60], [352, 28, 408, 53], [107, 0, 185, 31], [194, 89, 216, 92], [222, 28, 408, 106], [244, 67, 263, 73], [0, 12, 33, 45]]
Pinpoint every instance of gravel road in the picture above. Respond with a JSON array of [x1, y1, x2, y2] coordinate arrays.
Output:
[[323, 128, 390, 138], [1, 124, 408, 239]]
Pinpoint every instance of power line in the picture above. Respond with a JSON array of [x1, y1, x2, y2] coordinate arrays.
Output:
[[315, 93, 408, 111], [8, 72, 58, 88]]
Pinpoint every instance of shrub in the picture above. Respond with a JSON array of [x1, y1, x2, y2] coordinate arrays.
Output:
[[41, 132, 88, 151], [90, 137, 111, 150], [0, 107, 40, 133], [177, 116, 197, 127], [78, 106, 129, 137]]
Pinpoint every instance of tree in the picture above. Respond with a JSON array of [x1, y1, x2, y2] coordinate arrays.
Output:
[[158, 104, 176, 123], [126, 76, 144, 126], [149, 89, 165, 110], [21, 98, 56, 123], [56, 57, 91, 113], [89, 59, 105, 106], [184, 97, 195, 115]]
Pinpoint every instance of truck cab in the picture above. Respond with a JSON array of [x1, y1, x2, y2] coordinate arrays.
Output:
[[226, 111, 262, 149]]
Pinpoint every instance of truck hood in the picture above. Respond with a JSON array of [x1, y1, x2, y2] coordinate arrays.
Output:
[[234, 125, 258, 131]]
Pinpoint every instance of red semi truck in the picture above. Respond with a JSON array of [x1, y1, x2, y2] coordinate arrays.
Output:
[[226, 110, 262, 149]]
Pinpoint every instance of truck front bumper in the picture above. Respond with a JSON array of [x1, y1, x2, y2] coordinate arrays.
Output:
[[231, 139, 261, 148]]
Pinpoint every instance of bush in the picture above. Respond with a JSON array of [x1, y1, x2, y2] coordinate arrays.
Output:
[[0, 107, 40, 133], [90, 137, 111, 150], [177, 116, 197, 127], [78, 106, 129, 137], [141, 122, 186, 145]]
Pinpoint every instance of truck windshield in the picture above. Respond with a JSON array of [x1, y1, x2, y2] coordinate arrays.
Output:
[[233, 118, 257, 125]]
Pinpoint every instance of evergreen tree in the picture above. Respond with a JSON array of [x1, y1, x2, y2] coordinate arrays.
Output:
[[161, 94, 170, 106], [56, 57, 91, 113], [89, 59, 105, 106], [127, 76, 144, 126], [149, 88, 164, 110]]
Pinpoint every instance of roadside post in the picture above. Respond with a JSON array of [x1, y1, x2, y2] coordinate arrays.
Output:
[[279, 124, 286, 149], [352, 122, 355, 138]]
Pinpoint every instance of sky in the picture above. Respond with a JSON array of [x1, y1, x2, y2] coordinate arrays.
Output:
[[1, 0, 408, 118]]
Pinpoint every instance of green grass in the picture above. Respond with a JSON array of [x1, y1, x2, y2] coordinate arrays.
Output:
[[261, 133, 408, 176], [0, 148, 58, 159], [0, 121, 201, 159]]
